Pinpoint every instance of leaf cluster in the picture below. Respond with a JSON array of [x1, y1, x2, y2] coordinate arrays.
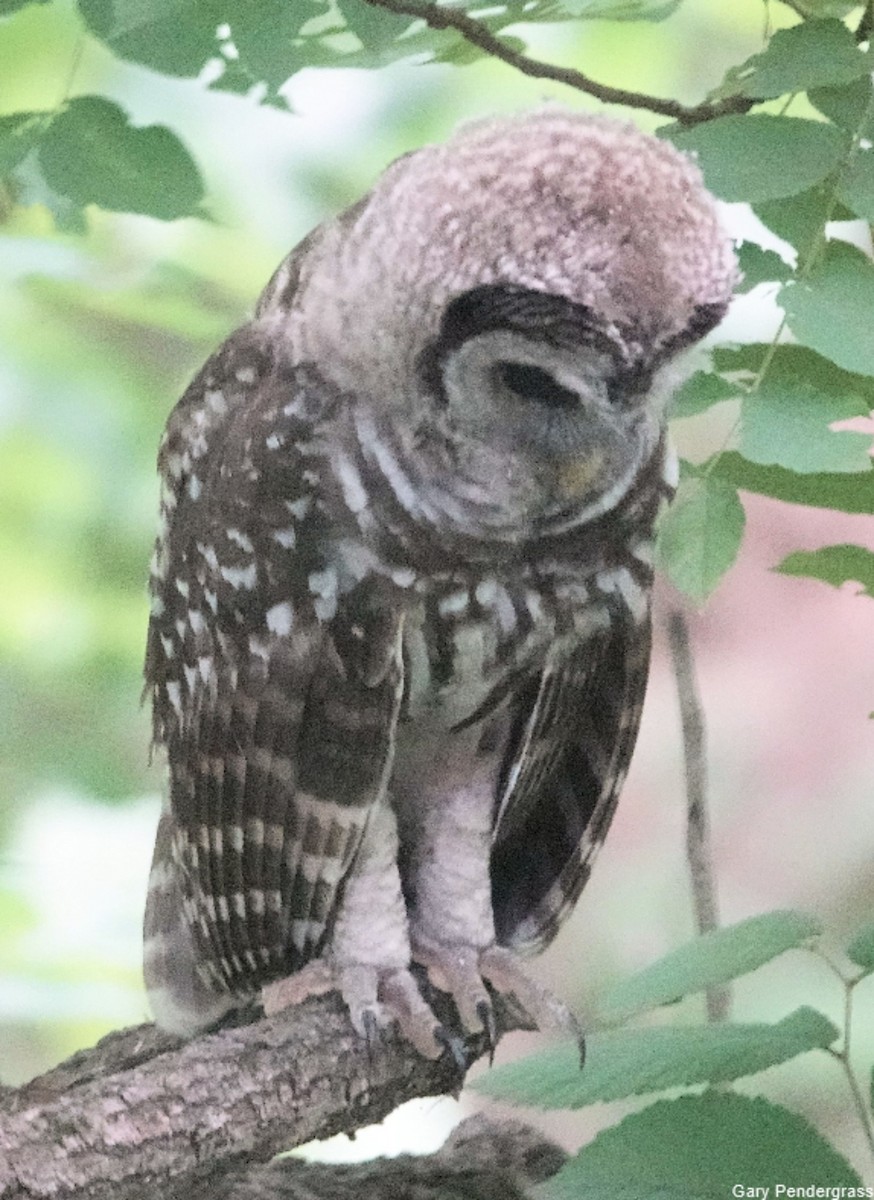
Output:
[[475, 912, 874, 1197], [3, 3, 872, 604], [656, 16, 874, 603], [0, 0, 679, 224]]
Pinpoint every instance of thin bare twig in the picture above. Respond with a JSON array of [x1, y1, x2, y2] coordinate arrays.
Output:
[[667, 610, 730, 1023], [362, 0, 754, 124]]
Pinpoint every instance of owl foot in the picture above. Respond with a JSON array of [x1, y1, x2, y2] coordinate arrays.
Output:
[[261, 959, 449, 1061], [414, 939, 586, 1066]]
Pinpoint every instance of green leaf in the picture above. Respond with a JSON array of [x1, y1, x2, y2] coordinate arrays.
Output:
[[226, 2, 332, 93], [736, 242, 792, 291], [544, 1093, 864, 1200], [0, 0, 50, 11], [0, 112, 47, 174], [77, 0, 222, 76], [716, 343, 874, 406], [669, 371, 738, 419], [663, 116, 846, 203], [791, 0, 859, 13], [741, 380, 872, 475], [777, 545, 874, 599], [847, 922, 874, 972], [37, 97, 204, 220], [656, 475, 744, 603], [336, 0, 413, 48], [754, 183, 838, 255], [838, 148, 874, 221], [810, 74, 874, 135], [6, 148, 88, 232], [719, 19, 869, 101], [780, 240, 874, 377], [548, 0, 681, 17], [476, 1008, 838, 1109], [597, 911, 822, 1024], [710, 450, 874, 514]]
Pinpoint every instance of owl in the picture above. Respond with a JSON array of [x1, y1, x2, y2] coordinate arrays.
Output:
[[143, 109, 736, 1057]]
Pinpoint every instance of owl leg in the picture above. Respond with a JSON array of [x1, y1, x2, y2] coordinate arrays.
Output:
[[404, 774, 583, 1061], [263, 802, 445, 1059]]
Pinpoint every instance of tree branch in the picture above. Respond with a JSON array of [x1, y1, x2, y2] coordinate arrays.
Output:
[[667, 610, 730, 1024], [362, 0, 754, 124], [0, 986, 535, 1200]]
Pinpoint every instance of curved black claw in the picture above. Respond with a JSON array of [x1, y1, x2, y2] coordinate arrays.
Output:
[[572, 1020, 586, 1070], [435, 1025, 468, 1074], [476, 998, 498, 1066], [361, 1007, 382, 1062]]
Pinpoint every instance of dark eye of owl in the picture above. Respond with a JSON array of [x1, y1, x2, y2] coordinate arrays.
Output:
[[495, 361, 579, 411]]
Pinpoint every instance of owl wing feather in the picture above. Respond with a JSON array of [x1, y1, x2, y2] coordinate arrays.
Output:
[[491, 607, 652, 952], [144, 324, 404, 1010]]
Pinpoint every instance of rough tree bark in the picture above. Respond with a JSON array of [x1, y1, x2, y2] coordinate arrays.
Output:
[[0, 986, 562, 1200]]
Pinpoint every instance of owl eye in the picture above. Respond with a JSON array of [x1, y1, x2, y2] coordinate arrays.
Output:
[[496, 361, 579, 411]]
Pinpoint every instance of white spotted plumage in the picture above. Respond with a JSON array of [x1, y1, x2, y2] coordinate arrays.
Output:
[[143, 108, 735, 1045]]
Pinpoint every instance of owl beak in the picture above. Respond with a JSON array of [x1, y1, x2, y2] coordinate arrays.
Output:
[[555, 450, 607, 502]]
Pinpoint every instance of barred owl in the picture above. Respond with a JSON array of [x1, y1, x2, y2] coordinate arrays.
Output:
[[143, 109, 736, 1054]]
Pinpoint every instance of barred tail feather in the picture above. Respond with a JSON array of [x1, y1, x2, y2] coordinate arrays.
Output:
[[143, 803, 242, 1036]]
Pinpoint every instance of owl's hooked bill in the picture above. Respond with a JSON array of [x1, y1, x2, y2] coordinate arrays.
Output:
[[141, 107, 736, 1067]]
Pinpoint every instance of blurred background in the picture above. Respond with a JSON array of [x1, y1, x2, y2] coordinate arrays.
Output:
[[1, 0, 872, 1179]]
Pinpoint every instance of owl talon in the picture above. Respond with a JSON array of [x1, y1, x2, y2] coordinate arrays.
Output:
[[476, 998, 497, 1065], [435, 1026, 468, 1073], [479, 945, 586, 1068], [361, 1006, 382, 1059], [380, 967, 445, 1060]]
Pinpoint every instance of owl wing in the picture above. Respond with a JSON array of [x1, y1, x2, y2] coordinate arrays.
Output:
[[144, 324, 404, 1015], [490, 607, 652, 952]]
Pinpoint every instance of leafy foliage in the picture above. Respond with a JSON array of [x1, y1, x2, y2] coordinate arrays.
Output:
[[547, 1093, 864, 1200], [657, 474, 745, 603], [665, 115, 847, 202], [474, 913, 874, 1194], [2, 5, 873, 601], [595, 911, 822, 1023], [38, 98, 205, 219], [477, 1008, 837, 1107]]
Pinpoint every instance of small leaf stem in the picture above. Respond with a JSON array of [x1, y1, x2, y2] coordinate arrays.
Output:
[[812, 948, 874, 1160]]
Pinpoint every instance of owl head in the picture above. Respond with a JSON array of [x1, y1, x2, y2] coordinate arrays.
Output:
[[264, 109, 736, 527]]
